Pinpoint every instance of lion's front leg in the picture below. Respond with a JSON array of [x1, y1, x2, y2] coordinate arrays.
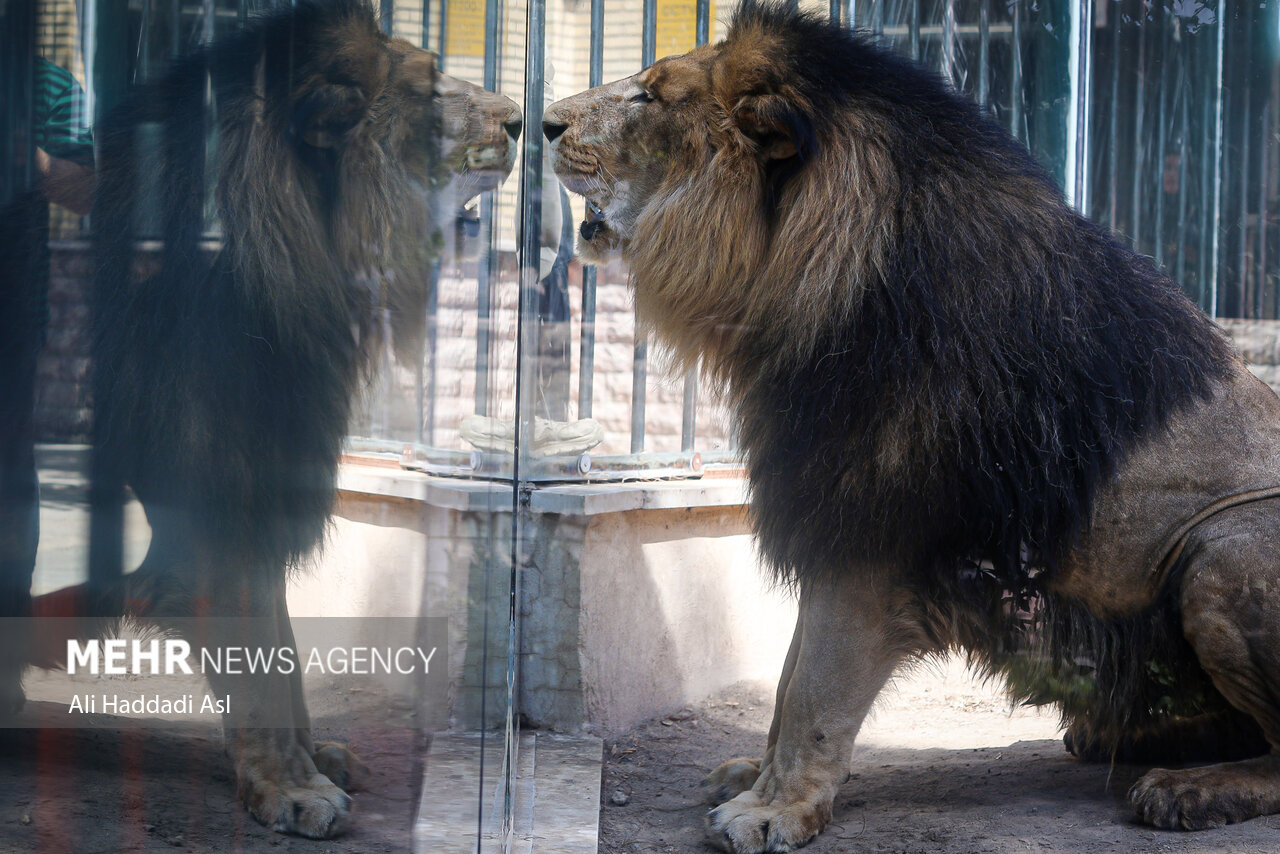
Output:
[[191, 580, 355, 838], [706, 574, 919, 853], [703, 613, 804, 806]]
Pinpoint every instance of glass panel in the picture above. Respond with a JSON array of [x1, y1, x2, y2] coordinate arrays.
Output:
[[4, 1, 521, 850]]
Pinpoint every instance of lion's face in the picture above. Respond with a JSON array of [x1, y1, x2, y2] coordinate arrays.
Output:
[[288, 22, 521, 228], [214, 2, 522, 360], [544, 27, 805, 265], [543, 21, 829, 369], [542, 46, 721, 261]]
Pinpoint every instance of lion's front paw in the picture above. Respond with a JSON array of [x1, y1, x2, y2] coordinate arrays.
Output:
[[705, 789, 831, 853], [1129, 760, 1279, 830], [313, 741, 371, 791], [237, 738, 353, 838], [702, 757, 762, 805]]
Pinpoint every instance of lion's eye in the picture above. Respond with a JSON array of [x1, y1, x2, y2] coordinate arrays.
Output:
[[630, 89, 655, 104]]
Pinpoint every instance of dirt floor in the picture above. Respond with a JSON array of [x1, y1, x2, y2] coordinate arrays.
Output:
[[0, 692, 424, 854], [4, 658, 1280, 853], [598, 659, 1280, 854]]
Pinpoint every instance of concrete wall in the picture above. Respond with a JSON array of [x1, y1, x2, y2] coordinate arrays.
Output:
[[1220, 319, 1280, 394], [294, 469, 795, 735]]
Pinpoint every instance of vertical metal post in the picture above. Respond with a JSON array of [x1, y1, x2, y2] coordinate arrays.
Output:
[[171, 0, 182, 56], [643, 0, 656, 66], [977, 0, 990, 108], [632, 0, 656, 453], [872, 0, 883, 36], [202, 0, 215, 44], [381, 0, 394, 34], [577, 268, 596, 418], [909, 0, 920, 61], [1176, 69, 1190, 290], [941, 0, 956, 88], [590, 0, 604, 86], [697, 0, 710, 44], [475, 237, 493, 414], [1236, 20, 1254, 316], [1259, 101, 1270, 317], [437, 0, 448, 64], [421, 0, 431, 50], [89, 0, 131, 600], [139, 0, 153, 79], [1010, 2, 1023, 142], [422, 265, 440, 444], [516, 0, 548, 462], [1199, 38, 1214, 304], [1066, 0, 1092, 213], [681, 0, 713, 453], [1240, 90, 1252, 316], [1106, 9, 1120, 231], [474, 0, 503, 416], [1130, 17, 1145, 252], [578, 0, 604, 420], [1154, 12, 1169, 269], [508, 0, 548, 836], [1209, 0, 1225, 318]]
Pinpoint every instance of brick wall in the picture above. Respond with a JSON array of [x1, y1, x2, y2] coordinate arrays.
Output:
[[34, 244, 735, 456], [43, 243, 1279, 454], [1219, 319, 1280, 396], [35, 242, 93, 442]]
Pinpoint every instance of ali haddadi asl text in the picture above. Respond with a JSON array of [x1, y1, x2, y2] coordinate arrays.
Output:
[[68, 692, 230, 715]]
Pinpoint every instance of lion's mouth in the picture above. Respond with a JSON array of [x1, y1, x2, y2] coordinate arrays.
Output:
[[581, 200, 607, 242], [455, 203, 481, 241]]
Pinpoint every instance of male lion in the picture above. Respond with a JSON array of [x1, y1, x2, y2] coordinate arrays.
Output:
[[2, 0, 519, 838], [546, 3, 1280, 851]]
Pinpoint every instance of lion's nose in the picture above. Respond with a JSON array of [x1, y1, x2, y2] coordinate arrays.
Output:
[[543, 120, 568, 142], [504, 117, 523, 141]]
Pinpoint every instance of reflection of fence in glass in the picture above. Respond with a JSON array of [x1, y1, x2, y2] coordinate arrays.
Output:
[[30, 0, 1280, 457]]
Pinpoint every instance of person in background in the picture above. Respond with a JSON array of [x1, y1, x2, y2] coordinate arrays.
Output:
[[33, 56, 94, 215]]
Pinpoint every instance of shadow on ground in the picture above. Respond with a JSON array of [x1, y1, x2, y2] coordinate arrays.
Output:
[[600, 679, 1280, 854]]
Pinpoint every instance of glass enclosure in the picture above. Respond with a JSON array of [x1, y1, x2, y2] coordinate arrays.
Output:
[[3, 0, 1279, 851]]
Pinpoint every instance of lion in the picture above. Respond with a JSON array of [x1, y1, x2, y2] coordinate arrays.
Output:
[[545, 3, 1280, 850], [0, 0, 519, 838]]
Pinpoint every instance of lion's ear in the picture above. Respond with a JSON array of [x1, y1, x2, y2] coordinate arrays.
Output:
[[713, 43, 811, 161], [730, 92, 808, 161], [291, 83, 369, 149]]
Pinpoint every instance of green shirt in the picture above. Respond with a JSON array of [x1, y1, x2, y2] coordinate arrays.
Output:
[[33, 57, 94, 165]]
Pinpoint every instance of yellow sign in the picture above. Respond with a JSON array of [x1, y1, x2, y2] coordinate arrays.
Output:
[[445, 0, 487, 58], [656, 0, 714, 58]]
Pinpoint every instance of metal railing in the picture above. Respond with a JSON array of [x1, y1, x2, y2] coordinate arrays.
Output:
[[29, 0, 1280, 474]]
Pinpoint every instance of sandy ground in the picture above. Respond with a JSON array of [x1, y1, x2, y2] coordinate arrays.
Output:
[[599, 659, 1280, 854], [5, 662, 1280, 853], [0, 689, 425, 854]]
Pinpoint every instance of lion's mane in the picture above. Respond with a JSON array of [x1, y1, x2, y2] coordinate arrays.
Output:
[[632, 4, 1233, 592], [91, 0, 439, 575]]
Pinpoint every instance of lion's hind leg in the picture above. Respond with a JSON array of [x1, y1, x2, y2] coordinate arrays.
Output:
[[1065, 708, 1267, 765], [1129, 500, 1280, 830]]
